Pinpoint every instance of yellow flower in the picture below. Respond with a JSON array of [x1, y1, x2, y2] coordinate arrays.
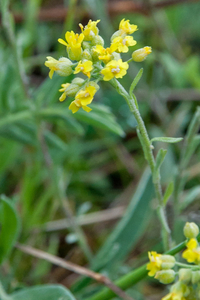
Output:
[[44, 57, 73, 79], [132, 46, 152, 62], [58, 31, 84, 61], [79, 19, 100, 41], [94, 45, 113, 63], [146, 251, 162, 277], [74, 60, 93, 78], [162, 282, 190, 300], [162, 292, 186, 300], [110, 36, 137, 53], [59, 83, 70, 102], [119, 18, 138, 35], [182, 238, 200, 264], [69, 84, 97, 113], [101, 59, 129, 81]]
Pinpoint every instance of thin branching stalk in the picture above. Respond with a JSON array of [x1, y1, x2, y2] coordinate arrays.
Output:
[[109, 78, 171, 250]]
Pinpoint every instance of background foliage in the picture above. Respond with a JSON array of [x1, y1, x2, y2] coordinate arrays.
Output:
[[0, 0, 200, 299]]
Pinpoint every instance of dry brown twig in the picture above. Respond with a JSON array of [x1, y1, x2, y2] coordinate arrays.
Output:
[[15, 243, 134, 300]]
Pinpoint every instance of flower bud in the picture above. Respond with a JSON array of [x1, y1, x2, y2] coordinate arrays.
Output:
[[191, 271, 200, 284], [110, 30, 123, 42], [82, 41, 91, 50], [160, 255, 176, 270], [56, 57, 73, 76], [81, 49, 92, 61], [91, 48, 100, 62], [170, 281, 190, 297], [155, 270, 175, 284], [132, 46, 152, 62], [71, 78, 85, 86], [183, 222, 199, 239], [67, 47, 82, 61], [91, 35, 104, 46], [111, 52, 121, 61], [179, 268, 192, 284], [64, 84, 81, 97], [85, 81, 99, 91]]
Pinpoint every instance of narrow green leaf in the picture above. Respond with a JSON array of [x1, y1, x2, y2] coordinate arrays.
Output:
[[184, 134, 200, 168], [151, 137, 183, 143], [0, 125, 36, 145], [74, 104, 125, 137], [72, 169, 154, 292], [180, 186, 200, 211], [163, 181, 174, 205], [129, 68, 143, 96], [0, 196, 20, 264], [153, 148, 167, 182], [10, 285, 76, 300], [45, 131, 68, 153], [0, 111, 31, 129], [39, 107, 84, 135]]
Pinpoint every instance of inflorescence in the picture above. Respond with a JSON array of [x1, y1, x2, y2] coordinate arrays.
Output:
[[45, 19, 151, 113], [147, 222, 200, 300]]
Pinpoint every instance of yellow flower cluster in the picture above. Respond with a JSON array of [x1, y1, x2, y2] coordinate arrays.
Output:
[[147, 222, 200, 300], [45, 19, 152, 113]]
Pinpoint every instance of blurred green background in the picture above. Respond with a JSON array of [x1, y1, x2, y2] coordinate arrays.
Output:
[[0, 0, 200, 299]]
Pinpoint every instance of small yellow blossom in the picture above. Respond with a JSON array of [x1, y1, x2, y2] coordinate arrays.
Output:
[[119, 18, 138, 35], [162, 282, 190, 300], [146, 251, 162, 277], [182, 238, 200, 264], [69, 84, 97, 113], [110, 36, 137, 53], [45, 57, 73, 79], [101, 59, 129, 81], [132, 46, 152, 62], [58, 31, 84, 61], [74, 60, 93, 78], [162, 292, 186, 300], [59, 83, 70, 102], [94, 45, 113, 64], [79, 20, 100, 41]]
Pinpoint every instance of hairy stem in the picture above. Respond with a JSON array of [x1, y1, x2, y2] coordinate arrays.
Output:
[[110, 78, 171, 250]]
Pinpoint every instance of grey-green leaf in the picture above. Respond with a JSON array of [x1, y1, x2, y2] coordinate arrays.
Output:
[[10, 285, 76, 300], [163, 181, 174, 205], [180, 186, 200, 211], [74, 104, 125, 137], [151, 137, 183, 143], [153, 148, 167, 182], [0, 196, 20, 265], [92, 168, 154, 270], [129, 68, 143, 96]]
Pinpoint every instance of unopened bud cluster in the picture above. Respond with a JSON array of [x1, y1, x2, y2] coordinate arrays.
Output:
[[147, 222, 200, 299], [45, 19, 152, 113]]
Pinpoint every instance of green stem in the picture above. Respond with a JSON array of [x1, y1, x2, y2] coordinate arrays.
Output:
[[109, 78, 171, 250], [175, 262, 200, 270]]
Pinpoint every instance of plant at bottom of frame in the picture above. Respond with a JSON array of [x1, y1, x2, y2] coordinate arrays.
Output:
[[147, 222, 200, 300]]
